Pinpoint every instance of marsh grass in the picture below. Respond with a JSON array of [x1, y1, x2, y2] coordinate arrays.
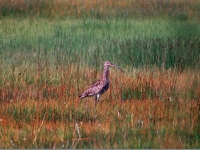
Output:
[[1, 63, 200, 148], [1, 18, 200, 69], [0, 0, 200, 20], [0, 1, 200, 148]]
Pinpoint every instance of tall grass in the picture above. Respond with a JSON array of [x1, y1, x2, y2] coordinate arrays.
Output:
[[0, 0, 200, 20], [1, 66, 200, 148], [0, 0, 200, 148], [1, 18, 200, 70]]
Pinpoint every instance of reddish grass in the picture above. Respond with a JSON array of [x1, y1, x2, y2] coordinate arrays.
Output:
[[0, 0, 199, 20], [0, 64, 200, 148]]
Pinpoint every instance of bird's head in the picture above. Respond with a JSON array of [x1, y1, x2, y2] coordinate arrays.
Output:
[[104, 61, 124, 72]]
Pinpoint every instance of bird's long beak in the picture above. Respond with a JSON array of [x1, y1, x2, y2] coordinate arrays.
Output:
[[110, 63, 124, 73]]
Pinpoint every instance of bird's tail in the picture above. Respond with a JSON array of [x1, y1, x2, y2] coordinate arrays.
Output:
[[78, 94, 84, 99], [79, 92, 88, 100]]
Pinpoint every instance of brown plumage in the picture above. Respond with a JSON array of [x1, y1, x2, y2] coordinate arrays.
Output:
[[79, 61, 123, 106]]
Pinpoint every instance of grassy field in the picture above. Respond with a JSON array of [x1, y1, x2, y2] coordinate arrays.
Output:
[[0, 0, 200, 148]]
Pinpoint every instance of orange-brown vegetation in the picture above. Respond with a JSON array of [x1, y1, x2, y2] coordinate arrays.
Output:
[[0, 63, 200, 148], [0, 0, 200, 20]]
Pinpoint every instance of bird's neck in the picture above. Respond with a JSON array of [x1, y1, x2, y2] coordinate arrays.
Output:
[[102, 66, 109, 80]]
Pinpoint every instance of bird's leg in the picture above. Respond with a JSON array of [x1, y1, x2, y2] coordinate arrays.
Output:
[[93, 95, 100, 118], [94, 94, 100, 107]]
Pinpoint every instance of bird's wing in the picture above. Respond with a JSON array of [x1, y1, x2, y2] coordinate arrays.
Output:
[[79, 80, 106, 99]]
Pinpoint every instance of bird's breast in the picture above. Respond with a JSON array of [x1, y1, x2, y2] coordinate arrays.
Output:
[[99, 81, 109, 95]]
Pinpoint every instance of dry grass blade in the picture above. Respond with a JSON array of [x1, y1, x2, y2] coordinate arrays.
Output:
[[75, 122, 81, 139], [32, 110, 47, 145], [10, 138, 15, 148]]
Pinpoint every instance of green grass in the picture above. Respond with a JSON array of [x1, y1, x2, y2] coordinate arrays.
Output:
[[0, 17, 200, 71]]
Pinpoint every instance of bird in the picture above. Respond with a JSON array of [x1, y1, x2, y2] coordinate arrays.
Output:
[[79, 61, 124, 106]]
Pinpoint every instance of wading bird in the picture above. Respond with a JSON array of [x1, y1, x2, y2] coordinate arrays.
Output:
[[79, 61, 124, 106]]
